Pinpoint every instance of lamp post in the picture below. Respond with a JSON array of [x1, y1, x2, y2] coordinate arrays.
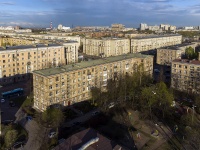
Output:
[[192, 105, 197, 124]]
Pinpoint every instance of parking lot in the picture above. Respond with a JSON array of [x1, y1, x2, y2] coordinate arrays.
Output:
[[1, 98, 19, 121], [1, 79, 31, 123]]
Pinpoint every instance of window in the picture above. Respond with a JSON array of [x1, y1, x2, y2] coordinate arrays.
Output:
[[49, 85, 52, 89], [125, 63, 129, 69], [3, 60, 5, 63], [62, 82, 65, 86], [49, 92, 52, 96], [56, 77, 59, 81], [56, 84, 58, 87]]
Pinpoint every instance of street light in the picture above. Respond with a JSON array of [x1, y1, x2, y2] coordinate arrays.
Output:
[[192, 105, 197, 124]]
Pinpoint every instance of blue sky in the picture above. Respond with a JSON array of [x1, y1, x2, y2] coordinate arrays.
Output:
[[1, 0, 200, 28]]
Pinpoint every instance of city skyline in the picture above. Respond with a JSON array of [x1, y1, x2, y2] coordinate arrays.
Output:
[[1, 0, 200, 28]]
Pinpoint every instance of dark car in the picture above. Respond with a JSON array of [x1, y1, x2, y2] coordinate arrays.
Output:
[[12, 141, 26, 149], [26, 116, 33, 121], [2, 120, 14, 125], [72, 121, 82, 126], [9, 101, 15, 107]]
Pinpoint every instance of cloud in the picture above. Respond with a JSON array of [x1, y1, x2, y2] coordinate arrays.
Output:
[[1, 0, 200, 27], [0, 2, 15, 5]]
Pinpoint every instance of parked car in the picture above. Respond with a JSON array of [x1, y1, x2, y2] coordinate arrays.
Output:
[[1, 98, 5, 103], [91, 111, 100, 116], [26, 116, 33, 121], [9, 101, 15, 107], [78, 110, 83, 115], [108, 102, 115, 109], [12, 141, 26, 149], [154, 69, 160, 74], [48, 131, 57, 138], [72, 121, 82, 126], [2, 120, 14, 125]]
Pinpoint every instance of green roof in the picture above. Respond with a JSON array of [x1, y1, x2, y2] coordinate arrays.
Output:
[[33, 53, 153, 77]]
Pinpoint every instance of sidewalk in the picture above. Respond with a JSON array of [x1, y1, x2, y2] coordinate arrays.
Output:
[[16, 109, 48, 150], [18, 118, 47, 150]]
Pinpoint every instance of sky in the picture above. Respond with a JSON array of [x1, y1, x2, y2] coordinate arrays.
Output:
[[1, 0, 200, 28]]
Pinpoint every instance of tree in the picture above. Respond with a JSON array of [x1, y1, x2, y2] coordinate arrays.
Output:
[[141, 85, 158, 119], [41, 108, 64, 128], [185, 47, 196, 59], [90, 87, 101, 105], [155, 82, 174, 118], [4, 129, 18, 148]]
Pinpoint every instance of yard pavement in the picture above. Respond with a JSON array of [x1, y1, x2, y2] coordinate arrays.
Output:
[[128, 110, 174, 150]]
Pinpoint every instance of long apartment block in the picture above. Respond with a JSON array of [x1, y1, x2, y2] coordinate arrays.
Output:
[[131, 34, 182, 53], [0, 36, 36, 46], [83, 35, 182, 57], [157, 43, 197, 66], [83, 38, 130, 57], [0, 32, 81, 44], [0, 42, 79, 85], [32, 53, 153, 111], [171, 59, 200, 94]]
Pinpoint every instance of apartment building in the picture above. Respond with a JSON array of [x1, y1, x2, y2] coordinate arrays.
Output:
[[32, 53, 153, 111], [157, 43, 197, 66], [0, 32, 81, 45], [0, 36, 35, 46], [111, 24, 125, 31], [171, 59, 200, 94], [0, 42, 78, 85], [83, 38, 130, 57], [131, 35, 182, 53]]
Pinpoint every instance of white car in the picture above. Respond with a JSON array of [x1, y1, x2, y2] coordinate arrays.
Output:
[[1, 99, 5, 103], [48, 132, 57, 138], [108, 102, 115, 109]]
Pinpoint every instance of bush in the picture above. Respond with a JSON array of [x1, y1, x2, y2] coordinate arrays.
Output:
[[4, 129, 18, 148], [41, 108, 64, 128]]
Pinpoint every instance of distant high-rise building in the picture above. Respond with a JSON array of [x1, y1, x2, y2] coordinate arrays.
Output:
[[58, 24, 63, 30], [50, 21, 53, 30], [140, 23, 148, 30]]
